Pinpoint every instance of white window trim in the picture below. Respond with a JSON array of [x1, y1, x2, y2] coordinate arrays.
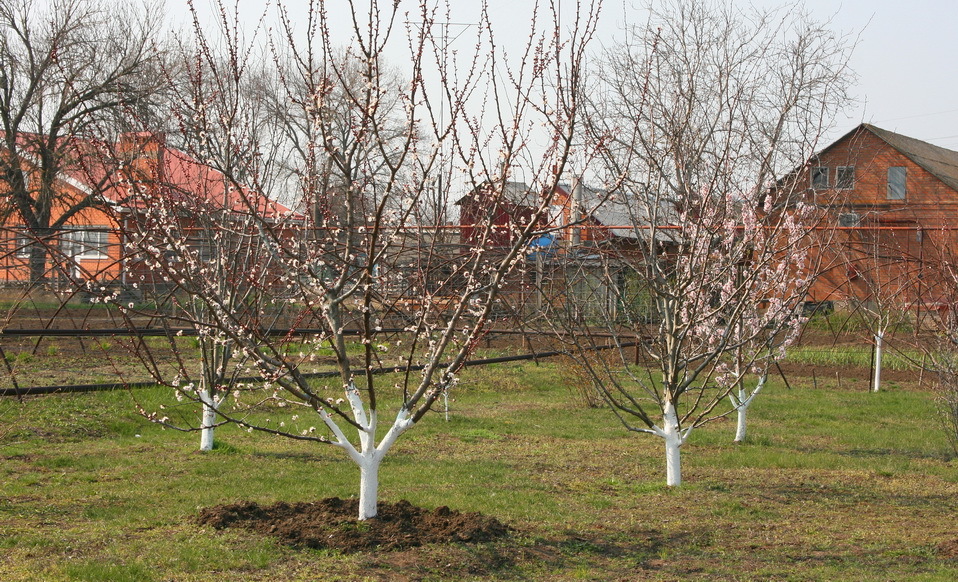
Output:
[[62, 227, 110, 260], [14, 228, 34, 259]]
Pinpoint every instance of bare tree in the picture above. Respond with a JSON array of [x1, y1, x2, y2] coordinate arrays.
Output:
[[912, 229, 958, 457], [837, 224, 922, 392], [560, 0, 853, 485], [0, 0, 164, 286], [108, 0, 600, 520], [263, 46, 412, 214]]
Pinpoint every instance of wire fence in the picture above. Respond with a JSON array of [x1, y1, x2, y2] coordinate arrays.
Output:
[[0, 329, 641, 397]]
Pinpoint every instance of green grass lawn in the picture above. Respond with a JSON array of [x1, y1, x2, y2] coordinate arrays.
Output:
[[785, 344, 920, 371], [1, 361, 957, 580]]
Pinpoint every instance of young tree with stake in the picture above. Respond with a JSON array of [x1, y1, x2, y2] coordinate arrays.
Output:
[[833, 221, 921, 393]]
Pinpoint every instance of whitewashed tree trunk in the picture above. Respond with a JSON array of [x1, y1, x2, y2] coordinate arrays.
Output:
[[327, 381, 415, 520], [357, 453, 382, 520], [872, 330, 884, 393], [730, 374, 766, 443], [656, 400, 689, 487], [734, 402, 748, 443], [664, 432, 682, 486], [198, 389, 220, 452]]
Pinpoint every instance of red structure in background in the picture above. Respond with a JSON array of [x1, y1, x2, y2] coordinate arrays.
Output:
[[456, 180, 639, 250], [790, 123, 958, 314], [456, 181, 538, 249], [0, 132, 293, 289]]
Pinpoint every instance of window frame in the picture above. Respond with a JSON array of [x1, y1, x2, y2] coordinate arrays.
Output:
[[838, 212, 861, 227], [887, 166, 907, 200], [811, 166, 829, 190], [14, 228, 34, 259], [61, 227, 110, 260], [835, 166, 855, 190]]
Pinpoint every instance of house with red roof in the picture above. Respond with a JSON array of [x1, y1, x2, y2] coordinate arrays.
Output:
[[0, 132, 293, 290]]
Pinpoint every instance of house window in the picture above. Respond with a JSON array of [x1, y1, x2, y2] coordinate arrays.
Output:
[[14, 228, 35, 259], [838, 212, 860, 227], [835, 166, 855, 189], [887, 166, 906, 200], [811, 167, 829, 189], [62, 228, 109, 260]]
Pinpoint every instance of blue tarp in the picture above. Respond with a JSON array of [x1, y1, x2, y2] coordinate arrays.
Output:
[[527, 233, 558, 260]]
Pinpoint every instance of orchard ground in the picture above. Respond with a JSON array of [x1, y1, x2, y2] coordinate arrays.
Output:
[[1, 326, 957, 580]]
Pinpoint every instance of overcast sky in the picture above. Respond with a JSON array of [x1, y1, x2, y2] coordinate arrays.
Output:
[[775, 0, 958, 149], [171, 0, 958, 150]]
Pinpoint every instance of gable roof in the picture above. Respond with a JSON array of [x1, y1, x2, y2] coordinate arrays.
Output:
[[863, 124, 958, 192], [115, 145, 294, 220], [454, 180, 536, 207], [3, 132, 294, 220], [554, 182, 636, 239], [457, 178, 680, 241], [822, 123, 958, 192], [555, 183, 682, 241]]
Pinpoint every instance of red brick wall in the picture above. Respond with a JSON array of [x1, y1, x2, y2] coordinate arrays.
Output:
[[801, 127, 958, 309], [811, 129, 958, 218]]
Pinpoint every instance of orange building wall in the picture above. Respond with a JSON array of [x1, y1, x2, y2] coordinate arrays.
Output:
[[801, 128, 958, 310], [812, 130, 958, 218], [1, 166, 123, 285]]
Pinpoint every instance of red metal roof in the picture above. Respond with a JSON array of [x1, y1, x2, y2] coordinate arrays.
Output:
[[4, 131, 296, 220]]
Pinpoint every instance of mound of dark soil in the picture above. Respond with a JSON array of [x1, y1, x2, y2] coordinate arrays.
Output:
[[196, 497, 511, 553]]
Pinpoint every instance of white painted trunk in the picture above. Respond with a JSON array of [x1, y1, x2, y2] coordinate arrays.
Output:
[[872, 331, 883, 393], [199, 390, 218, 452], [734, 399, 748, 443], [329, 382, 416, 521], [662, 401, 683, 487], [358, 455, 381, 520], [664, 434, 682, 486], [733, 375, 765, 443]]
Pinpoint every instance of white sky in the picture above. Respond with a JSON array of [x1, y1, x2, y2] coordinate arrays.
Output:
[[775, 0, 958, 149], [169, 0, 958, 149]]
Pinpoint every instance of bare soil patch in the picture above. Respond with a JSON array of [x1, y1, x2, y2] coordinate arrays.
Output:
[[938, 539, 958, 559], [196, 497, 511, 553], [776, 361, 917, 383]]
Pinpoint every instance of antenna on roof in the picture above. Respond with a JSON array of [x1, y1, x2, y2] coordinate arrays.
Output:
[[407, 18, 475, 224]]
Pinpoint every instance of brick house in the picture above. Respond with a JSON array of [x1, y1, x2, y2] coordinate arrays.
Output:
[[456, 180, 643, 249], [0, 132, 123, 286], [1, 132, 292, 290], [456, 181, 538, 249], [796, 123, 958, 312], [455, 180, 653, 318]]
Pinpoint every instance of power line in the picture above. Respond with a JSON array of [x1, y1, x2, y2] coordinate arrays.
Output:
[[874, 108, 958, 124]]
